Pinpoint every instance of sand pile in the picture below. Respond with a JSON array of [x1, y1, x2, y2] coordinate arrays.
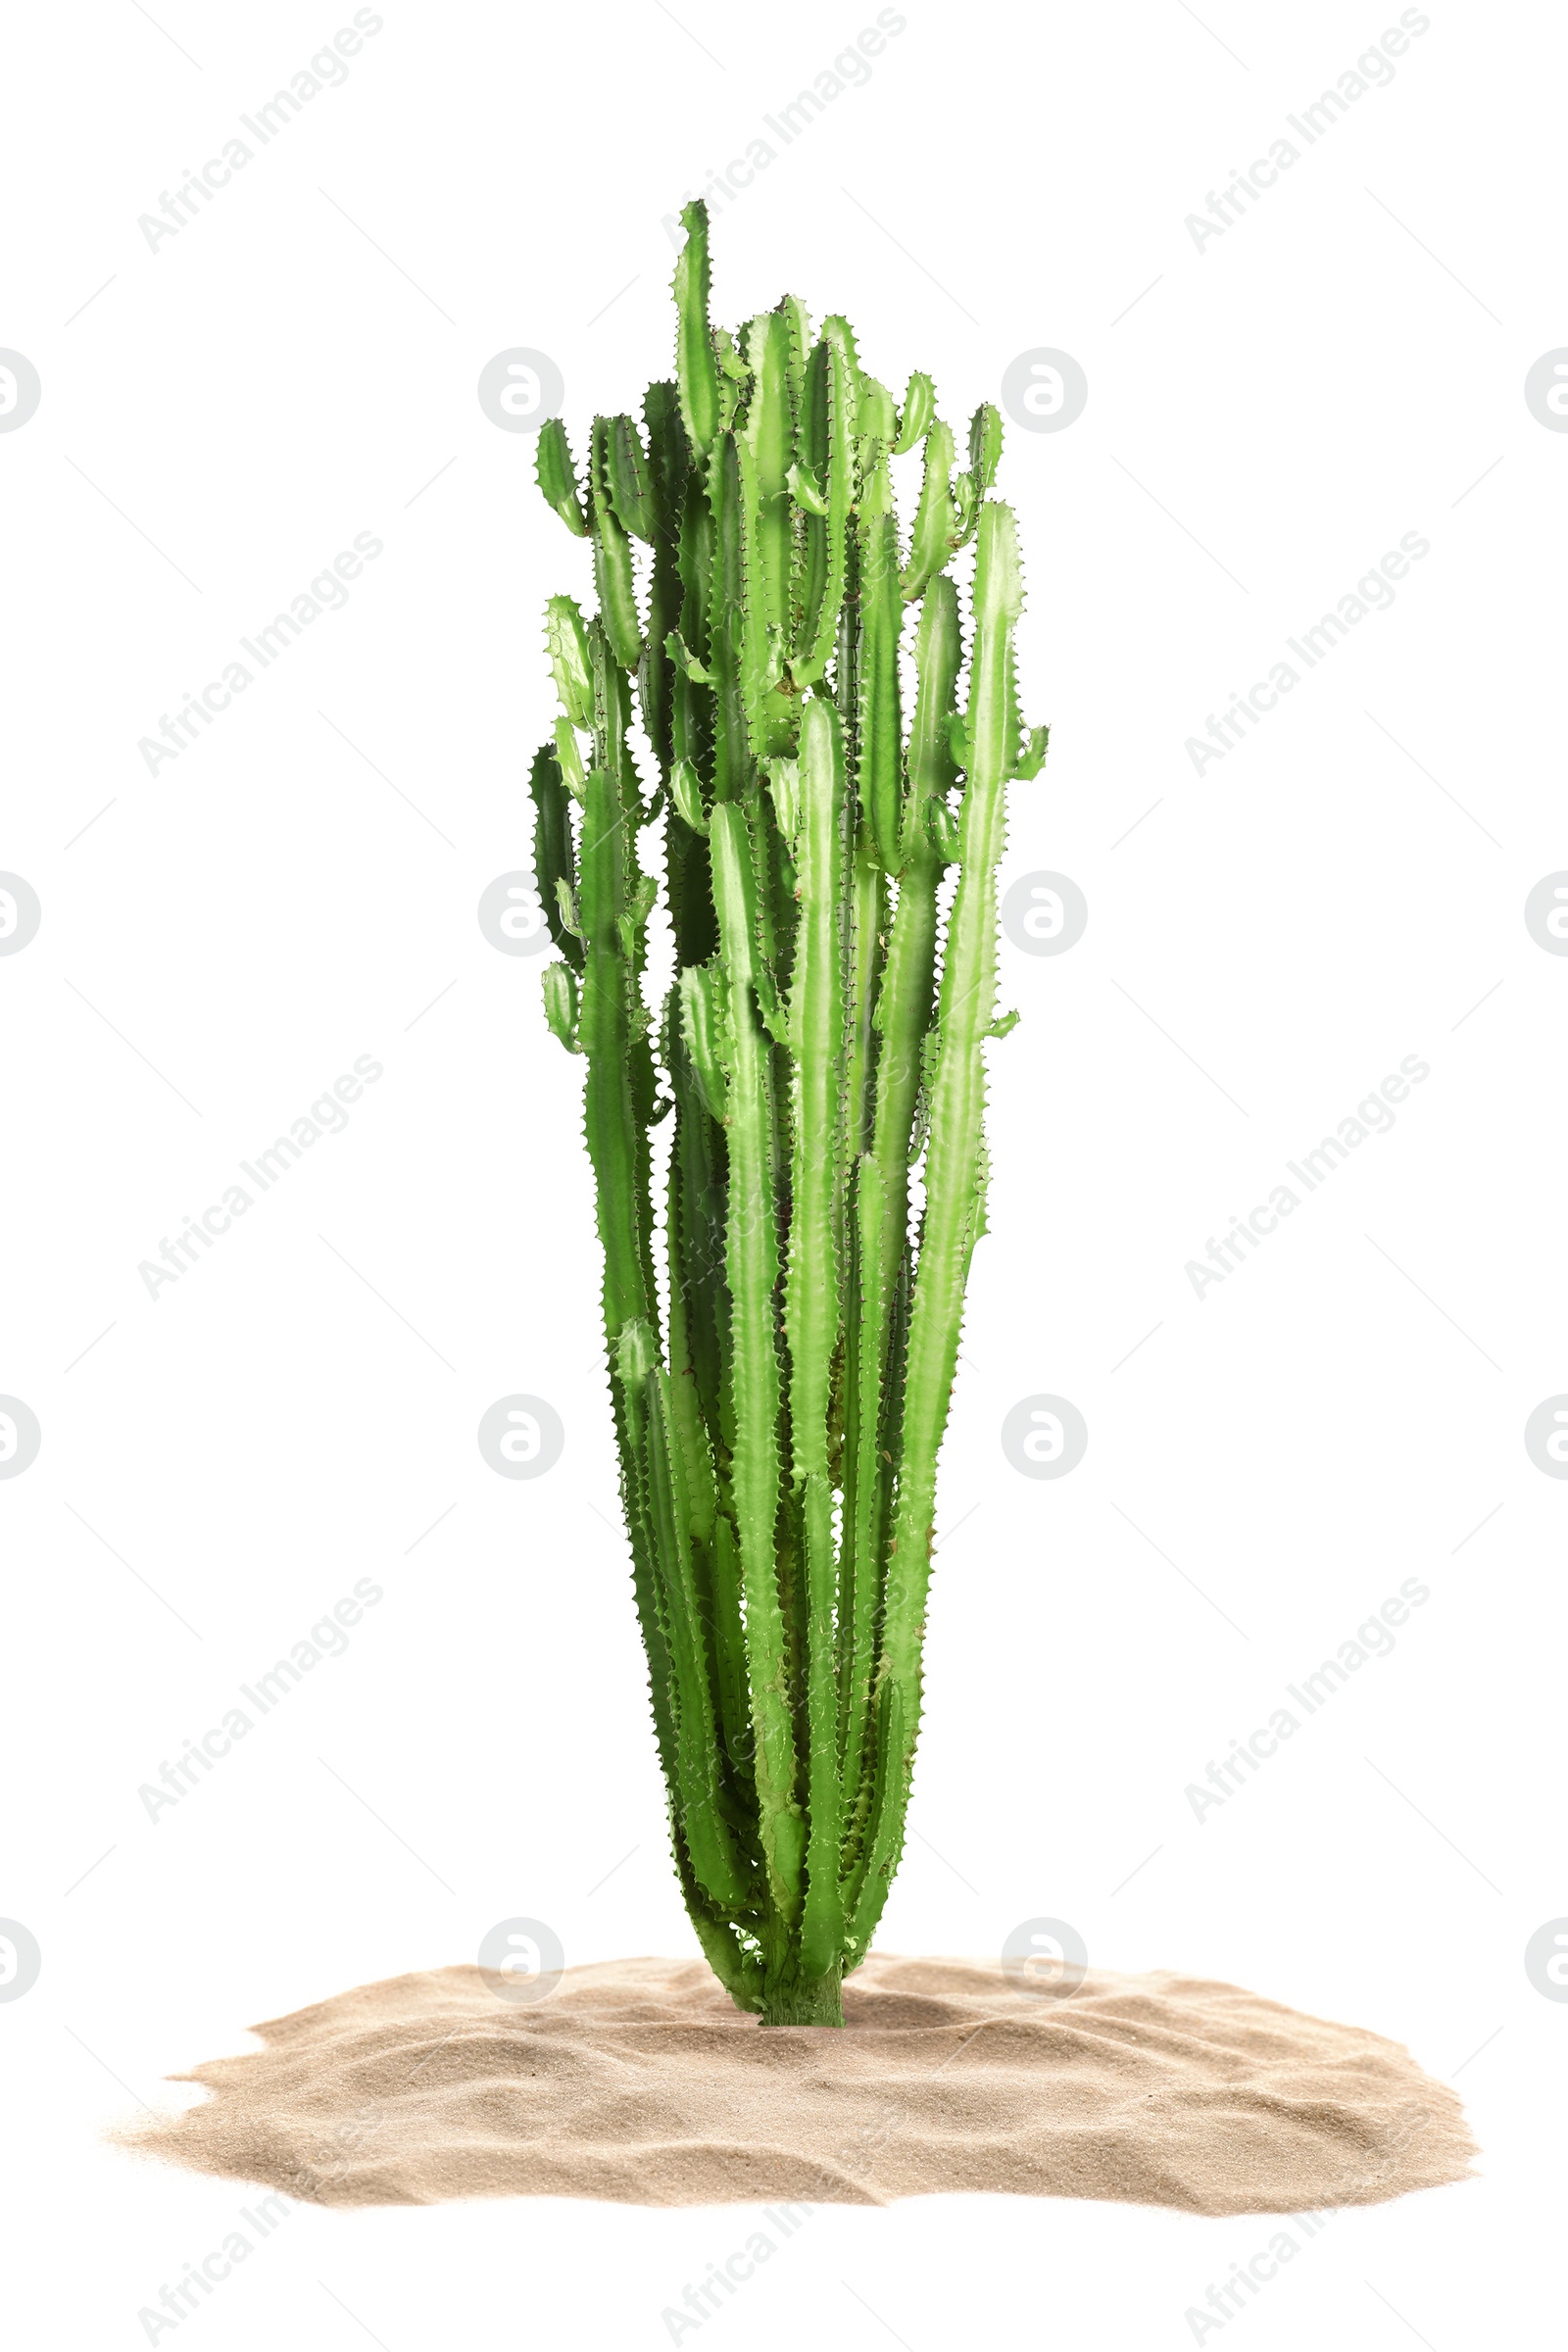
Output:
[[121, 1954, 1476, 2212]]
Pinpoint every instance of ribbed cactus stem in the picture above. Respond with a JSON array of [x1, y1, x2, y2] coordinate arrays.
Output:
[[531, 204, 1045, 2025], [846, 500, 1027, 1952]]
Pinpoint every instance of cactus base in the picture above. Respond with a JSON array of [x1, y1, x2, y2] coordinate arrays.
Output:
[[757, 1967, 845, 2029]]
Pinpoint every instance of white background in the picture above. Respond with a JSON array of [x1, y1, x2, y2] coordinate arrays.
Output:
[[2, 0, 1563, 2343]]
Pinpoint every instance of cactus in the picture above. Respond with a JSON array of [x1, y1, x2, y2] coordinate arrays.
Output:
[[531, 202, 1046, 2028]]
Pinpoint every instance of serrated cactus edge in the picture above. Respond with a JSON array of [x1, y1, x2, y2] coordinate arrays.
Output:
[[529, 201, 1048, 2027]]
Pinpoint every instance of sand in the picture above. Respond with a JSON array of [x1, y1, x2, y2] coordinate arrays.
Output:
[[120, 1954, 1477, 2213]]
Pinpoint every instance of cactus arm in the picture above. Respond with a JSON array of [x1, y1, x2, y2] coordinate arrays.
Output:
[[837, 575, 961, 1822], [778, 293, 813, 412], [639, 383, 685, 772], [735, 432, 791, 761], [589, 417, 644, 672], [855, 466, 905, 872], [709, 802, 805, 1917], [899, 418, 957, 603], [706, 434, 751, 804], [673, 200, 720, 461], [741, 311, 797, 637], [614, 1322, 760, 2002], [858, 372, 897, 447], [783, 698, 847, 1486], [798, 1467, 844, 1974], [668, 984, 729, 1439], [967, 401, 1004, 491], [821, 315, 862, 406], [575, 763, 658, 1341], [1016, 721, 1050, 780], [528, 739, 584, 973], [845, 500, 1025, 1951], [606, 413, 657, 544], [542, 960, 580, 1053], [545, 594, 595, 729], [893, 370, 935, 456], [832, 823, 885, 1796], [636, 1348, 748, 1909], [791, 334, 854, 687], [536, 417, 588, 536]]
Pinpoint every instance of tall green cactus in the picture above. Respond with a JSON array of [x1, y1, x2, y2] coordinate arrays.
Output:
[[532, 203, 1047, 2027]]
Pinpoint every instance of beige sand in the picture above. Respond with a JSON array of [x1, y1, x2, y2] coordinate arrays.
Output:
[[121, 1954, 1476, 2213]]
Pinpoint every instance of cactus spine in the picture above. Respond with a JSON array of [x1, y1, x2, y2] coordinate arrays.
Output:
[[533, 203, 1047, 2027]]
